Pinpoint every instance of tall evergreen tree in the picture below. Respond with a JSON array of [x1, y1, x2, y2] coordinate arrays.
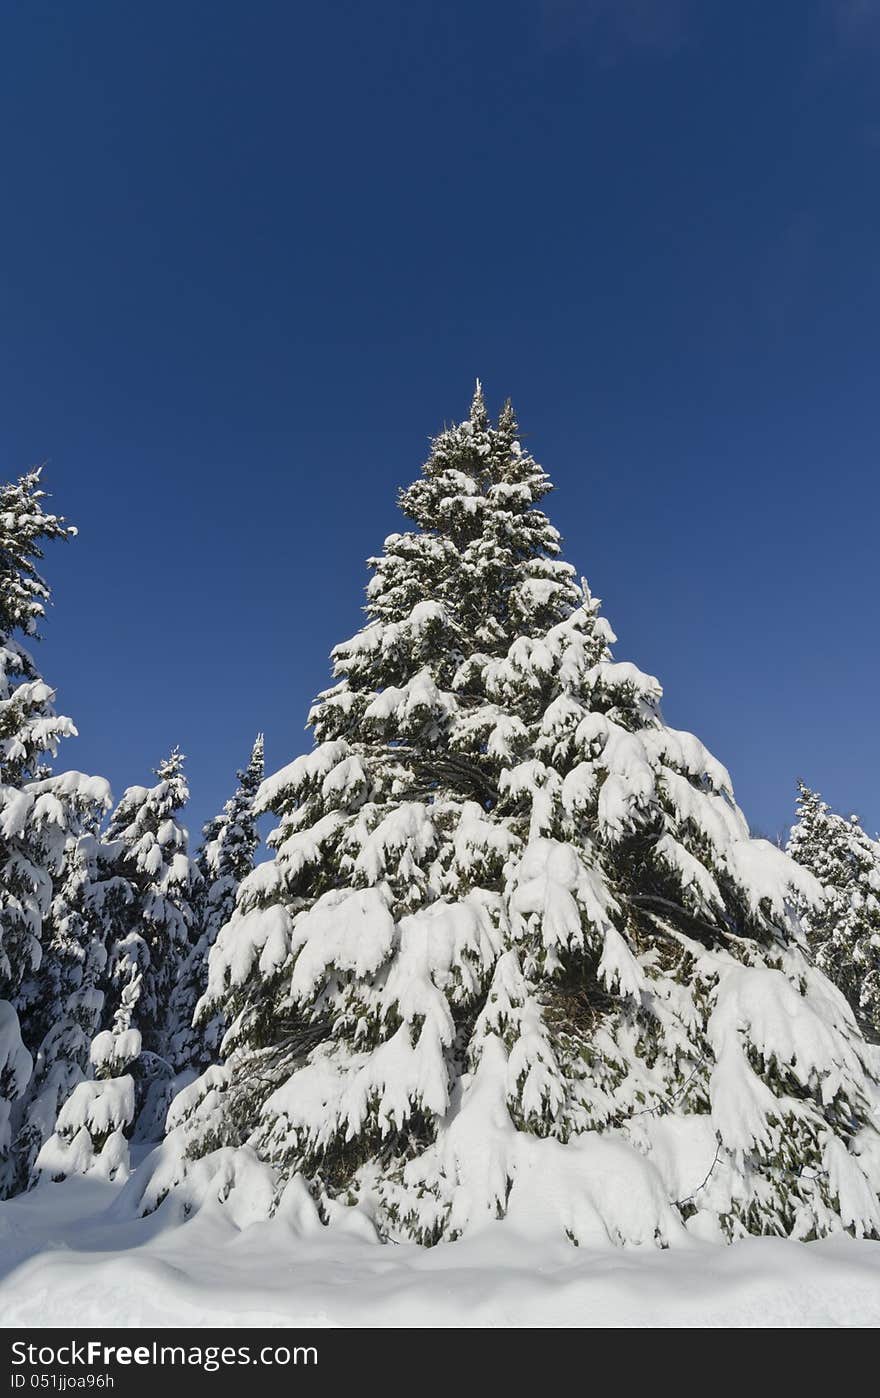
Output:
[[139, 391, 880, 1246], [0, 471, 77, 1009], [168, 734, 264, 1072], [0, 470, 110, 1195], [788, 783, 880, 1041]]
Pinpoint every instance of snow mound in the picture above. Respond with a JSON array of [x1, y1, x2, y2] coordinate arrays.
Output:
[[1, 1173, 880, 1328]]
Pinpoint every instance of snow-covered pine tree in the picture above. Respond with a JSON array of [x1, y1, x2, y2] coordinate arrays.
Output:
[[168, 734, 264, 1072], [100, 748, 197, 1055], [14, 828, 111, 1186], [38, 751, 198, 1179], [0, 470, 111, 1195], [788, 783, 880, 1042], [138, 389, 880, 1247]]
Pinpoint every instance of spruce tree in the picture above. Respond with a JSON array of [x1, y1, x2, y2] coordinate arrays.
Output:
[[168, 734, 264, 1072], [140, 391, 880, 1246], [100, 748, 197, 1054], [38, 751, 198, 1179], [0, 471, 111, 1195], [0, 471, 77, 1006], [788, 783, 880, 1041], [15, 829, 110, 1185]]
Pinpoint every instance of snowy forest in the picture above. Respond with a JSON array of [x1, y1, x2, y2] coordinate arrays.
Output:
[[2, 385, 879, 1292]]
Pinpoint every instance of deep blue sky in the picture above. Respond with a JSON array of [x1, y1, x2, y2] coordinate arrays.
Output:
[[1, 1, 878, 846]]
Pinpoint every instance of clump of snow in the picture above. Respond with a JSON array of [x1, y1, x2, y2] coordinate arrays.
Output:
[[89, 1028, 141, 1072], [55, 1077, 135, 1141]]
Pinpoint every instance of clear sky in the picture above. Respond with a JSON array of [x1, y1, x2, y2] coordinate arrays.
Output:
[[0, 1, 877, 847]]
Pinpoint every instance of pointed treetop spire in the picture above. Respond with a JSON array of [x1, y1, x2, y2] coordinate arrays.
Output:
[[497, 396, 517, 433], [470, 378, 488, 430], [0, 469, 75, 640], [237, 733, 264, 795], [153, 747, 189, 813], [156, 746, 185, 781]]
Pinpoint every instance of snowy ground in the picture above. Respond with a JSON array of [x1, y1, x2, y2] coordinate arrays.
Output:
[[1, 1173, 880, 1327]]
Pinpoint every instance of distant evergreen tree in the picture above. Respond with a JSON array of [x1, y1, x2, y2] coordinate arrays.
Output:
[[788, 783, 880, 1041], [136, 390, 880, 1247], [38, 751, 197, 1180], [168, 734, 264, 1072], [15, 829, 110, 1185], [0, 470, 110, 1195], [100, 749, 197, 1055]]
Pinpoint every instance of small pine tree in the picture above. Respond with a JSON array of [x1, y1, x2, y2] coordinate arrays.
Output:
[[15, 829, 110, 1185], [38, 751, 198, 1179], [0, 471, 111, 1195], [140, 391, 880, 1247], [168, 734, 264, 1072], [788, 783, 880, 1041], [100, 748, 197, 1054]]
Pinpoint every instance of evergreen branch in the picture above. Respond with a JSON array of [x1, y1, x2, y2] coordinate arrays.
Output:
[[387, 744, 500, 806], [630, 892, 751, 948], [628, 1050, 710, 1119]]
